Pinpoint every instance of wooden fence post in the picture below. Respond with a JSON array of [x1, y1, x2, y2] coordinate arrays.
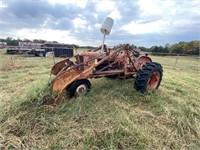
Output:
[[174, 54, 179, 67]]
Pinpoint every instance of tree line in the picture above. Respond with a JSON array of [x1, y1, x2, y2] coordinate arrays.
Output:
[[0, 37, 199, 55], [138, 41, 199, 55], [0, 37, 57, 46]]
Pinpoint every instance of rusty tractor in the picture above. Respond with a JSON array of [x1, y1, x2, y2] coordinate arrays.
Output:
[[49, 44, 163, 105]]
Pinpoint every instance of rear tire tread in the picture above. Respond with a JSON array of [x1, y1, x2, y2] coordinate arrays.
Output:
[[134, 62, 163, 92]]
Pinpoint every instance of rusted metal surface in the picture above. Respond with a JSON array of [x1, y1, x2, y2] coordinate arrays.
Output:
[[134, 56, 152, 70], [50, 44, 154, 104], [51, 68, 81, 104], [51, 58, 70, 75], [50, 45, 126, 104], [93, 70, 124, 75]]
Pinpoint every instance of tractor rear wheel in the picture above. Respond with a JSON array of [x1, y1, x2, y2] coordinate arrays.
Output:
[[66, 79, 91, 97], [134, 62, 163, 92]]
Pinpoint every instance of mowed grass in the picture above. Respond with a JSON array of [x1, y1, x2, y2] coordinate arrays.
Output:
[[0, 48, 199, 149]]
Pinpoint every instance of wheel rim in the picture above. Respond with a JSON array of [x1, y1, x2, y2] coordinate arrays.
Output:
[[147, 71, 161, 91], [75, 84, 88, 95]]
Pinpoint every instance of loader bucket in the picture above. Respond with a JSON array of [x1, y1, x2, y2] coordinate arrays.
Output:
[[51, 67, 81, 104], [49, 44, 127, 105], [51, 58, 70, 75], [50, 64, 95, 104]]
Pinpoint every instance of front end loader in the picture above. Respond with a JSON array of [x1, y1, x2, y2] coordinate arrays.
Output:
[[46, 17, 163, 105], [49, 44, 163, 105]]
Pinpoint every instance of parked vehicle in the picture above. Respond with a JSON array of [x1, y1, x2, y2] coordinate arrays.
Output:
[[6, 42, 74, 57], [33, 43, 74, 57]]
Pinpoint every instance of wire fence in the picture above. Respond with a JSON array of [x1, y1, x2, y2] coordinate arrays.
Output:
[[142, 52, 199, 70]]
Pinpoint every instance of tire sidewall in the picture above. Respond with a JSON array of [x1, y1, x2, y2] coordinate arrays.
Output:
[[134, 62, 163, 92], [67, 79, 91, 97]]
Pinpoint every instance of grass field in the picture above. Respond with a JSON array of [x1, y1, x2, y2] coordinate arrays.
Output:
[[0, 48, 199, 149]]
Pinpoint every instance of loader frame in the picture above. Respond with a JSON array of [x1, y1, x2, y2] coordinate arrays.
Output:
[[50, 44, 152, 104]]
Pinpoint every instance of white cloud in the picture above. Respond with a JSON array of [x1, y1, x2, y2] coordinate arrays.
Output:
[[137, 0, 199, 18], [16, 28, 79, 44], [93, 13, 98, 20], [94, 23, 101, 28], [109, 9, 121, 20], [121, 20, 170, 35], [0, 20, 7, 25], [48, 0, 88, 8], [13, 28, 100, 46], [41, 18, 51, 27], [121, 0, 199, 35], [72, 18, 87, 30], [0, 1, 7, 8], [95, 0, 121, 21], [95, 0, 116, 12], [87, 25, 92, 31], [137, 0, 176, 17]]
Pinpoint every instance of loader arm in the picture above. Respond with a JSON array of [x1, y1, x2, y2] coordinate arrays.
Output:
[[50, 44, 127, 104]]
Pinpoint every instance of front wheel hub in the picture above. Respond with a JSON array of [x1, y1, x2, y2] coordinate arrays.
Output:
[[75, 84, 88, 95]]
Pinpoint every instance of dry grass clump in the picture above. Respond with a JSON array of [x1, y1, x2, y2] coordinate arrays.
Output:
[[0, 57, 22, 71]]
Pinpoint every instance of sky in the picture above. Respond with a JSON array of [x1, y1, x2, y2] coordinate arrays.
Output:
[[0, 0, 199, 47]]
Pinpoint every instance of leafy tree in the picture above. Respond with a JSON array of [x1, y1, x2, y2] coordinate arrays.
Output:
[[138, 46, 148, 52]]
